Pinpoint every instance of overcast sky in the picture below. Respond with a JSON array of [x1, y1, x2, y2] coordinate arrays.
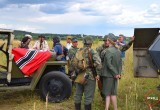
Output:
[[0, 0, 159, 36]]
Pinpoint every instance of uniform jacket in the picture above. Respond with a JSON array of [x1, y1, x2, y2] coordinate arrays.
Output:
[[101, 46, 122, 77], [68, 46, 79, 59], [76, 46, 102, 80]]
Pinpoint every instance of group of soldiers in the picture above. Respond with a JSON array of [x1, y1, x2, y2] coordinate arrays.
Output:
[[68, 34, 134, 110], [19, 33, 134, 110]]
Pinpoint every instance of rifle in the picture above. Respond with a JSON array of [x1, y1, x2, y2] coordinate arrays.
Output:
[[88, 48, 103, 90], [88, 49, 97, 78]]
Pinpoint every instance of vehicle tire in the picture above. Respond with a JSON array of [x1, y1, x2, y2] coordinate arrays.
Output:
[[39, 71, 72, 103]]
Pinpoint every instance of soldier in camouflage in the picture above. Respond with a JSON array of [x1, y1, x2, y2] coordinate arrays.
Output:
[[68, 38, 79, 78], [68, 38, 79, 61], [74, 36, 102, 110]]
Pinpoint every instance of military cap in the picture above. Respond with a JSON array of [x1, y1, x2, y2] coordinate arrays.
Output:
[[72, 38, 78, 42], [83, 36, 93, 44], [103, 35, 108, 41], [104, 33, 117, 42]]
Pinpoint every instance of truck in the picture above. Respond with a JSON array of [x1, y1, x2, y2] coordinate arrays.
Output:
[[134, 28, 160, 78], [0, 29, 72, 103]]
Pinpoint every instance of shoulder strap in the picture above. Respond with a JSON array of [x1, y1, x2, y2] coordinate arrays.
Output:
[[88, 49, 94, 67], [88, 49, 97, 78]]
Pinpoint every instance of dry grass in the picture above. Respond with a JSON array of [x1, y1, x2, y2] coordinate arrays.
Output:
[[0, 40, 160, 110]]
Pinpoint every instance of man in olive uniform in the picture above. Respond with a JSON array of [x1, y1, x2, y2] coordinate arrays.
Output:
[[96, 34, 134, 100], [68, 38, 79, 78], [68, 38, 79, 62], [97, 34, 122, 110], [74, 36, 102, 110]]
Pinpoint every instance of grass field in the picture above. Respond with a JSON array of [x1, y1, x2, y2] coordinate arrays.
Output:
[[0, 40, 160, 110]]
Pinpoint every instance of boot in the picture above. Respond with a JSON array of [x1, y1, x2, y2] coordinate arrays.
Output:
[[75, 103, 81, 110], [85, 104, 91, 110]]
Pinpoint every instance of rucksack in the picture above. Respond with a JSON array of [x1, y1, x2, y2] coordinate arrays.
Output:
[[72, 48, 89, 71]]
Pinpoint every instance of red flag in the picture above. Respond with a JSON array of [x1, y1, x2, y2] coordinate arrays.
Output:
[[12, 48, 52, 75]]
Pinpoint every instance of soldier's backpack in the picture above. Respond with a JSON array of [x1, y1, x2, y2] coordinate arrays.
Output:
[[72, 48, 89, 71]]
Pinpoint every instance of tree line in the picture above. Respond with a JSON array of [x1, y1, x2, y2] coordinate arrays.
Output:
[[13, 30, 103, 41]]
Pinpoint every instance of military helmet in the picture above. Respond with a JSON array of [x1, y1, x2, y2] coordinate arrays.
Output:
[[83, 36, 93, 45], [53, 36, 61, 43]]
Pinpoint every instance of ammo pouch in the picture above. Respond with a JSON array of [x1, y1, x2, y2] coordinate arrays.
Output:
[[75, 72, 89, 85]]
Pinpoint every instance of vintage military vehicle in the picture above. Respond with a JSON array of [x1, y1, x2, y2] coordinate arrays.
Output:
[[133, 28, 160, 78], [0, 29, 72, 102]]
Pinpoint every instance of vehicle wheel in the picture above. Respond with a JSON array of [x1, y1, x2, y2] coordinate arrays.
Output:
[[39, 71, 72, 103]]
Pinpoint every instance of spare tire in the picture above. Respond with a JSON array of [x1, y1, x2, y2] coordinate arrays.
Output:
[[39, 71, 72, 102]]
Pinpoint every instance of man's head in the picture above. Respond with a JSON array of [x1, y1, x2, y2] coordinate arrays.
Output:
[[83, 36, 93, 47], [103, 35, 109, 47], [66, 36, 72, 43], [25, 34, 32, 39], [118, 34, 124, 42], [53, 36, 60, 43], [38, 35, 45, 42], [71, 38, 78, 47], [24, 34, 32, 43], [103, 33, 117, 47]]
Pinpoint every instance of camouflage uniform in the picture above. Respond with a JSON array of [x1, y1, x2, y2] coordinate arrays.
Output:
[[68, 46, 79, 59], [68, 46, 79, 75], [96, 44, 108, 61], [74, 37, 102, 110], [119, 40, 133, 52]]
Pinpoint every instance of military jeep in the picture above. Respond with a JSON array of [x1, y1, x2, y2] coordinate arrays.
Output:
[[133, 28, 160, 78], [0, 29, 72, 102]]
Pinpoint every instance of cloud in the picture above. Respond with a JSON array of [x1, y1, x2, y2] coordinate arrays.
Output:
[[0, 23, 42, 32], [0, 0, 159, 36], [39, 3, 68, 14], [145, 4, 160, 17]]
